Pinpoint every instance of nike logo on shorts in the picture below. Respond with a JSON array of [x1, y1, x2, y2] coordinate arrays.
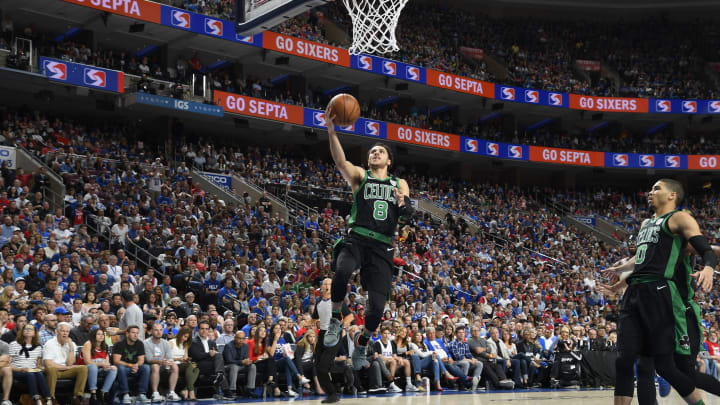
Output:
[[387, 248, 394, 252], [657, 285, 667, 290]]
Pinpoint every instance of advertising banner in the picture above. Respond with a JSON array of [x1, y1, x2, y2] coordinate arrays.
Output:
[[214, 91, 304, 124], [39, 57, 125, 93]]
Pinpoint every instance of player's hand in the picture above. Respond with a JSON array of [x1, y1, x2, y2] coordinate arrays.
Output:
[[601, 266, 622, 276], [325, 105, 336, 129], [396, 188, 407, 206], [595, 282, 622, 296], [691, 265, 714, 292]]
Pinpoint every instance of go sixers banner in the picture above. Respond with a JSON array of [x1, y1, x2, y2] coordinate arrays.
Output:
[[39, 57, 124, 93]]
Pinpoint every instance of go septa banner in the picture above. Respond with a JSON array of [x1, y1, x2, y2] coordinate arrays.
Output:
[[214, 90, 304, 124], [426, 70, 494, 97], [61, 0, 161, 23], [39, 57, 125, 93], [529, 146, 605, 167]]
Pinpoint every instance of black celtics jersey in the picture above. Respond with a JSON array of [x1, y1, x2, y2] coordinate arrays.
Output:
[[629, 210, 688, 281], [348, 170, 400, 244]]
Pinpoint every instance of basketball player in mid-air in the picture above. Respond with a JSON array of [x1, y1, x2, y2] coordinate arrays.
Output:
[[605, 179, 715, 405], [322, 104, 413, 373]]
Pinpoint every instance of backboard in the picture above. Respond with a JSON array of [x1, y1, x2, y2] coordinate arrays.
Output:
[[236, 0, 331, 36]]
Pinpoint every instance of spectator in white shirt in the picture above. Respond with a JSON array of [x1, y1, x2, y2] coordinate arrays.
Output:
[[43, 322, 88, 404]]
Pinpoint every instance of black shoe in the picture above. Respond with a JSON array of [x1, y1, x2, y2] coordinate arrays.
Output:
[[212, 372, 225, 386], [89, 394, 98, 405], [322, 394, 340, 404], [225, 390, 236, 399]]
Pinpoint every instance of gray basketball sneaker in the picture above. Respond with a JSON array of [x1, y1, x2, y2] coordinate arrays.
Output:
[[323, 317, 343, 347]]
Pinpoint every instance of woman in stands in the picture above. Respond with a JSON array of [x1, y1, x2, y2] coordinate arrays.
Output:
[[82, 291, 98, 313], [408, 329, 448, 391], [395, 326, 424, 391], [110, 216, 128, 250], [270, 323, 308, 396], [503, 329, 529, 388], [142, 292, 162, 314], [516, 328, 542, 388], [248, 324, 281, 396], [9, 324, 52, 405], [169, 326, 200, 400], [293, 330, 320, 393], [82, 328, 117, 405]]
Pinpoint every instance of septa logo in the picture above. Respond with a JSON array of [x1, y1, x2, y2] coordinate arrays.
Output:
[[358, 56, 372, 71], [682, 101, 697, 113], [613, 154, 628, 167], [313, 112, 326, 127], [44, 61, 67, 80], [465, 139, 478, 153], [656, 100, 671, 112], [382, 61, 396, 76], [235, 34, 253, 43], [365, 121, 380, 136], [83, 69, 106, 87], [204, 18, 223, 36], [340, 124, 355, 132], [639, 155, 655, 167], [665, 156, 680, 168], [485, 142, 498, 156], [525, 90, 539, 103], [709, 101, 720, 113], [171, 10, 190, 28], [509, 145, 523, 159], [406, 66, 420, 81], [500, 87, 515, 100], [548, 93, 562, 106]]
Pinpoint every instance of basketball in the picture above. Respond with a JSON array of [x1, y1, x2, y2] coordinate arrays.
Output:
[[328, 93, 360, 127]]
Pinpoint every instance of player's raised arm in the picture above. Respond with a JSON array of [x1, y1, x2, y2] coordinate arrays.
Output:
[[669, 210, 717, 292], [326, 105, 364, 189]]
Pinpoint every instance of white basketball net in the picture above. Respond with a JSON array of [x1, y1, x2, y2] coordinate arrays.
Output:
[[342, 0, 409, 55]]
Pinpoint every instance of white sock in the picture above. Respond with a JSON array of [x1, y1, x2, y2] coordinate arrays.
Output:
[[406, 377, 412, 385]]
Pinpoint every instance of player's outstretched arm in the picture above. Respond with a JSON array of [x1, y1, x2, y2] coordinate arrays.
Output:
[[601, 256, 636, 279], [670, 211, 717, 292], [326, 105, 364, 189]]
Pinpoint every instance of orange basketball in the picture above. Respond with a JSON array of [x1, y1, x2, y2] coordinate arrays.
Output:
[[328, 93, 360, 127]]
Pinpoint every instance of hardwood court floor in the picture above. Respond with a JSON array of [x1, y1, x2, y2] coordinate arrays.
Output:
[[193, 387, 716, 404]]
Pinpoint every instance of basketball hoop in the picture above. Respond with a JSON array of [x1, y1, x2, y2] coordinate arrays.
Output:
[[342, 0, 409, 55]]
